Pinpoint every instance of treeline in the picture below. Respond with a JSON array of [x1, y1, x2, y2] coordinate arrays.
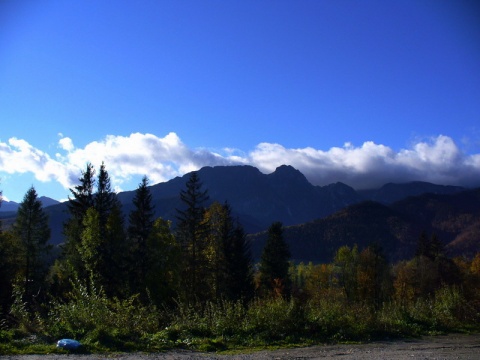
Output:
[[0, 163, 480, 352], [0, 163, 260, 310]]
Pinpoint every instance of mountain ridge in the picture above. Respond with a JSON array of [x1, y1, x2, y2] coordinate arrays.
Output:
[[248, 188, 480, 263], [0, 165, 471, 249]]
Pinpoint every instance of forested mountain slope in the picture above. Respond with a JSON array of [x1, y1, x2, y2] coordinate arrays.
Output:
[[1, 165, 470, 247], [248, 188, 480, 263]]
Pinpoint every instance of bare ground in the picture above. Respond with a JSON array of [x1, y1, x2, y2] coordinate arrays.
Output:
[[2, 334, 480, 360]]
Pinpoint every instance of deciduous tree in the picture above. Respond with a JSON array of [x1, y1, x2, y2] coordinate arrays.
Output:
[[145, 218, 181, 306], [334, 245, 359, 302]]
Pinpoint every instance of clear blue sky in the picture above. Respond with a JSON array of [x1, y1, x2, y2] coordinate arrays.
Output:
[[1, 0, 479, 203]]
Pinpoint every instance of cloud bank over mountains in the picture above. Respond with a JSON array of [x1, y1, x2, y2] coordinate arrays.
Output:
[[1, 132, 479, 197]]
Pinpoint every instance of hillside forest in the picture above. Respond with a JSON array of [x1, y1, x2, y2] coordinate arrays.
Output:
[[1, 162, 480, 353]]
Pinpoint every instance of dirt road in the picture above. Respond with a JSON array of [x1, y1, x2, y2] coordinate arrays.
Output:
[[2, 334, 479, 359]]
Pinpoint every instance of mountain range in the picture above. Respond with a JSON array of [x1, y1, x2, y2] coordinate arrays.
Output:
[[248, 188, 480, 263], [0, 196, 60, 212], [1, 165, 476, 263]]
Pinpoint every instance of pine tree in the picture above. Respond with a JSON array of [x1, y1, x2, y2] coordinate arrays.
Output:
[[127, 176, 155, 298], [103, 199, 128, 297], [176, 171, 209, 303], [225, 216, 254, 302], [259, 222, 290, 297], [67, 163, 96, 219], [63, 163, 96, 277], [79, 207, 102, 284], [13, 186, 51, 302], [415, 231, 430, 259], [0, 228, 23, 315], [95, 162, 116, 240]]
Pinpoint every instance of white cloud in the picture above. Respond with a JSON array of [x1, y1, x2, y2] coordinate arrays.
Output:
[[58, 137, 75, 152], [0, 138, 71, 187], [0, 133, 479, 198], [247, 135, 480, 189]]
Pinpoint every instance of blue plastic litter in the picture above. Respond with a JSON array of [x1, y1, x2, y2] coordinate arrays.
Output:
[[57, 338, 81, 350]]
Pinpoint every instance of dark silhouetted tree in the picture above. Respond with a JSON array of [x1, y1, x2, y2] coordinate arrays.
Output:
[[259, 222, 291, 297], [94, 162, 116, 240], [225, 216, 254, 302], [0, 229, 23, 315], [176, 171, 209, 304], [13, 186, 51, 302], [127, 175, 155, 298], [103, 200, 128, 297], [63, 163, 96, 277]]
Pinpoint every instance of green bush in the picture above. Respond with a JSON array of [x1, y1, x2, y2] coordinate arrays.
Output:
[[46, 280, 161, 349], [433, 286, 478, 329], [244, 297, 307, 342], [306, 291, 375, 341]]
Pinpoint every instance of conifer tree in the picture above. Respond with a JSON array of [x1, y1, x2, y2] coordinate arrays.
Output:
[[259, 222, 290, 297], [127, 176, 155, 297], [0, 186, 23, 313], [13, 186, 51, 302], [415, 231, 431, 259], [103, 199, 128, 297], [176, 171, 209, 303], [95, 162, 116, 240], [225, 216, 254, 302], [92, 162, 127, 296], [63, 163, 96, 277], [79, 207, 102, 285]]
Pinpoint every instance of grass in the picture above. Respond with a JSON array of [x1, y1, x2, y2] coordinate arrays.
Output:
[[1, 285, 479, 355]]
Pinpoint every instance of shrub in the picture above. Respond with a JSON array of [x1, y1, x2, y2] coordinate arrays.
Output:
[[46, 280, 161, 349], [244, 297, 307, 342], [433, 286, 478, 329]]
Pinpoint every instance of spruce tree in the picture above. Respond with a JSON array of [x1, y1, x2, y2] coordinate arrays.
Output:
[[95, 162, 116, 240], [225, 216, 254, 302], [79, 207, 102, 285], [127, 175, 155, 297], [63, 163, 96, 277], [93, 162, 127, 296], [13, 186, 51, 302], [176, 171, 209, 303], [0, 186, 23, 313], [259, 222, 290, 297], [103, 199, 128, 297]]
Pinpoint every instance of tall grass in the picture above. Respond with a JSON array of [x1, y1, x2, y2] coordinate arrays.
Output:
[[46, 280, 162, 351], [3, 284, 480, 353]]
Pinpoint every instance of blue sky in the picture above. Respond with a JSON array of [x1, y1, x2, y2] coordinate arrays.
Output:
[[1, 0, 480, 202]]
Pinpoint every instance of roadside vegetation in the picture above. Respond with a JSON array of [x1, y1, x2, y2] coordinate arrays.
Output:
[[1, 163, 479, 354]]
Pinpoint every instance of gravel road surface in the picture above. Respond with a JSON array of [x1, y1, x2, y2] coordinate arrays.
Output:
[[1, 334, 479, 360]]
